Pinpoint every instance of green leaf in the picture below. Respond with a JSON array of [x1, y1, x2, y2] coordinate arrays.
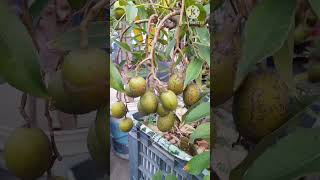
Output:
[[125, 2, 138, 24], [184, 59, 204, 87], [245, 127, 320, 180], [309, 0, 320, 18], [165, 38, 175, 58], [112, 39, 132, 52], [230, 97, 320, 180], [0, 1, 48, 97], [195, 27, 209, 45], [185, 151, 210, 175], [273, 21, 295, 94], [165, 174, 177, 180], [110, 61, 124, 92], [183, 101, 210, 123], [234, 0, 296, 91], [48, 22, 107, 51], [190, 122, 210, 142], [152, 171, 163, 180], [29, 0, 49, 21], [195, 44, 210, 66], [203, 174, 210, 180]]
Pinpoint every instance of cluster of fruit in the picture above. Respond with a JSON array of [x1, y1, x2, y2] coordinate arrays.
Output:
[[111, 73, 202, 133]]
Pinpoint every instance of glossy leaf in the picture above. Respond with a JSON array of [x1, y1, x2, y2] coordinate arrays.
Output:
[[273, 22, 295, 93], [309, 0, 320, 18], [110, 61, 124, 92], [0, 1, 48, 97], [48, 22, 107, 51], [245, 127, 320, 180], [195, 44, 210, 66], [184, 151, 210, 175], [234, 0, 296, 91], [112, 39, 132, 52], [183, 102, 210, 123], [125, 2, 138, 24], [190, 122, 210, 142], [184, 58, 204, 87]]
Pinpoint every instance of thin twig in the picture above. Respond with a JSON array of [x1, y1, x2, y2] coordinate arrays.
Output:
[[80, 0, 108, 48], [19, 93, 31, 128]]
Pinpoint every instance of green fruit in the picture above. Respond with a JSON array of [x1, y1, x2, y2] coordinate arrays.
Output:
[[67, 0, 87, 10], [62, 48, 108, 110], [125, 85, 138, 98], [157, 102, 169, 117], [183, 84, 201, 106], [294, 24, 309, 44], [48, 70, 96, 114], [233, 70, 289, 142], [111, 101, 127, 118], [114, 7, 125, 20], [119, 118, 134, 132], [212, 55, 236, 107], [157, 112, 176, 132], [4, 128, 51, 180], [129, 76, 146, 97], [168, 74, 184, 95], [139, 91, 158, 114], [308, 61, 320, 83], [160, 90, 178, 111], [137, 100, 147, 115]]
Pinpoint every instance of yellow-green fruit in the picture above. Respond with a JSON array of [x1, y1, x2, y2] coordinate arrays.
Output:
[[129, 76, 146, 97], [119, 118, 134, 132], [183, 84, 201, 106], [160, 90, 178, 111], [87, 107, 108, 169], [4, 128, 51, 180], [111, 101, 127, 118], [125, 85, 138, 98], [48, 70, 96, 114], [233, 70, 289, 142], [308, 61, 320, 83], [157, 112, 176, 132], [294, 24, 309, 44], [67, 0, 87, 10], [157, 102, 169, 117], [114, 7, 125, 20], [212, 56, 236, 107], [137, 100, 147, 115], [62, 48, 108, 110], [168, 74, 184, 95], [140, 91, 158, 114]]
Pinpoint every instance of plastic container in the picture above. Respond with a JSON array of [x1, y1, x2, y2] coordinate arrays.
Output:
[[128, 113, 205, 180]]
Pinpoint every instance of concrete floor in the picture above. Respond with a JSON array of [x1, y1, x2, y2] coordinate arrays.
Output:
[[110, 151, 130, 180]]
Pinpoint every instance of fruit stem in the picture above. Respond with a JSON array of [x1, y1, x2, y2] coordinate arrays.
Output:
[[19, 93, 32, 128], [80, 0, 108, 49]]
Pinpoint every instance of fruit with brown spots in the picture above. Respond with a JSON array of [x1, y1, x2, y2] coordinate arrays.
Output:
[[129, 76, 146, 97], [157, 102, 170, 117], [139, 91, 158, 114], [233, 70, 289, 142], [111, 101, 127, 118], [157, 112, 176, 132], [168, 74, 184, 95], [119, 118, 134, 132], [183, 84, 201, 106]]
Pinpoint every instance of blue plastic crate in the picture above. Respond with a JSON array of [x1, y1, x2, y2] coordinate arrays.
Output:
[[128, 125, 204, 180]]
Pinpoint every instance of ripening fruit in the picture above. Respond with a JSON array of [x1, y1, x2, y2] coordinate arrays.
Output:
[[183, 84, 201, 106], [160, 90, 178, 111], [168, 74, 184, 95], [4, 128, 51, 180], [137, 100, 147, 115], [294, 24, 309, 44], [129, 76, 146, 97], [157, 102, 170, 117], [48, 70, 96, 114], [119, 118, 134, 132], [157, 112, 176, 132], [233, 70, 289, 142], [111, 101, 127, 118], [114, 7, 125, 20], [62, 48, 108, 110], [139, 91, 158, 114]]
